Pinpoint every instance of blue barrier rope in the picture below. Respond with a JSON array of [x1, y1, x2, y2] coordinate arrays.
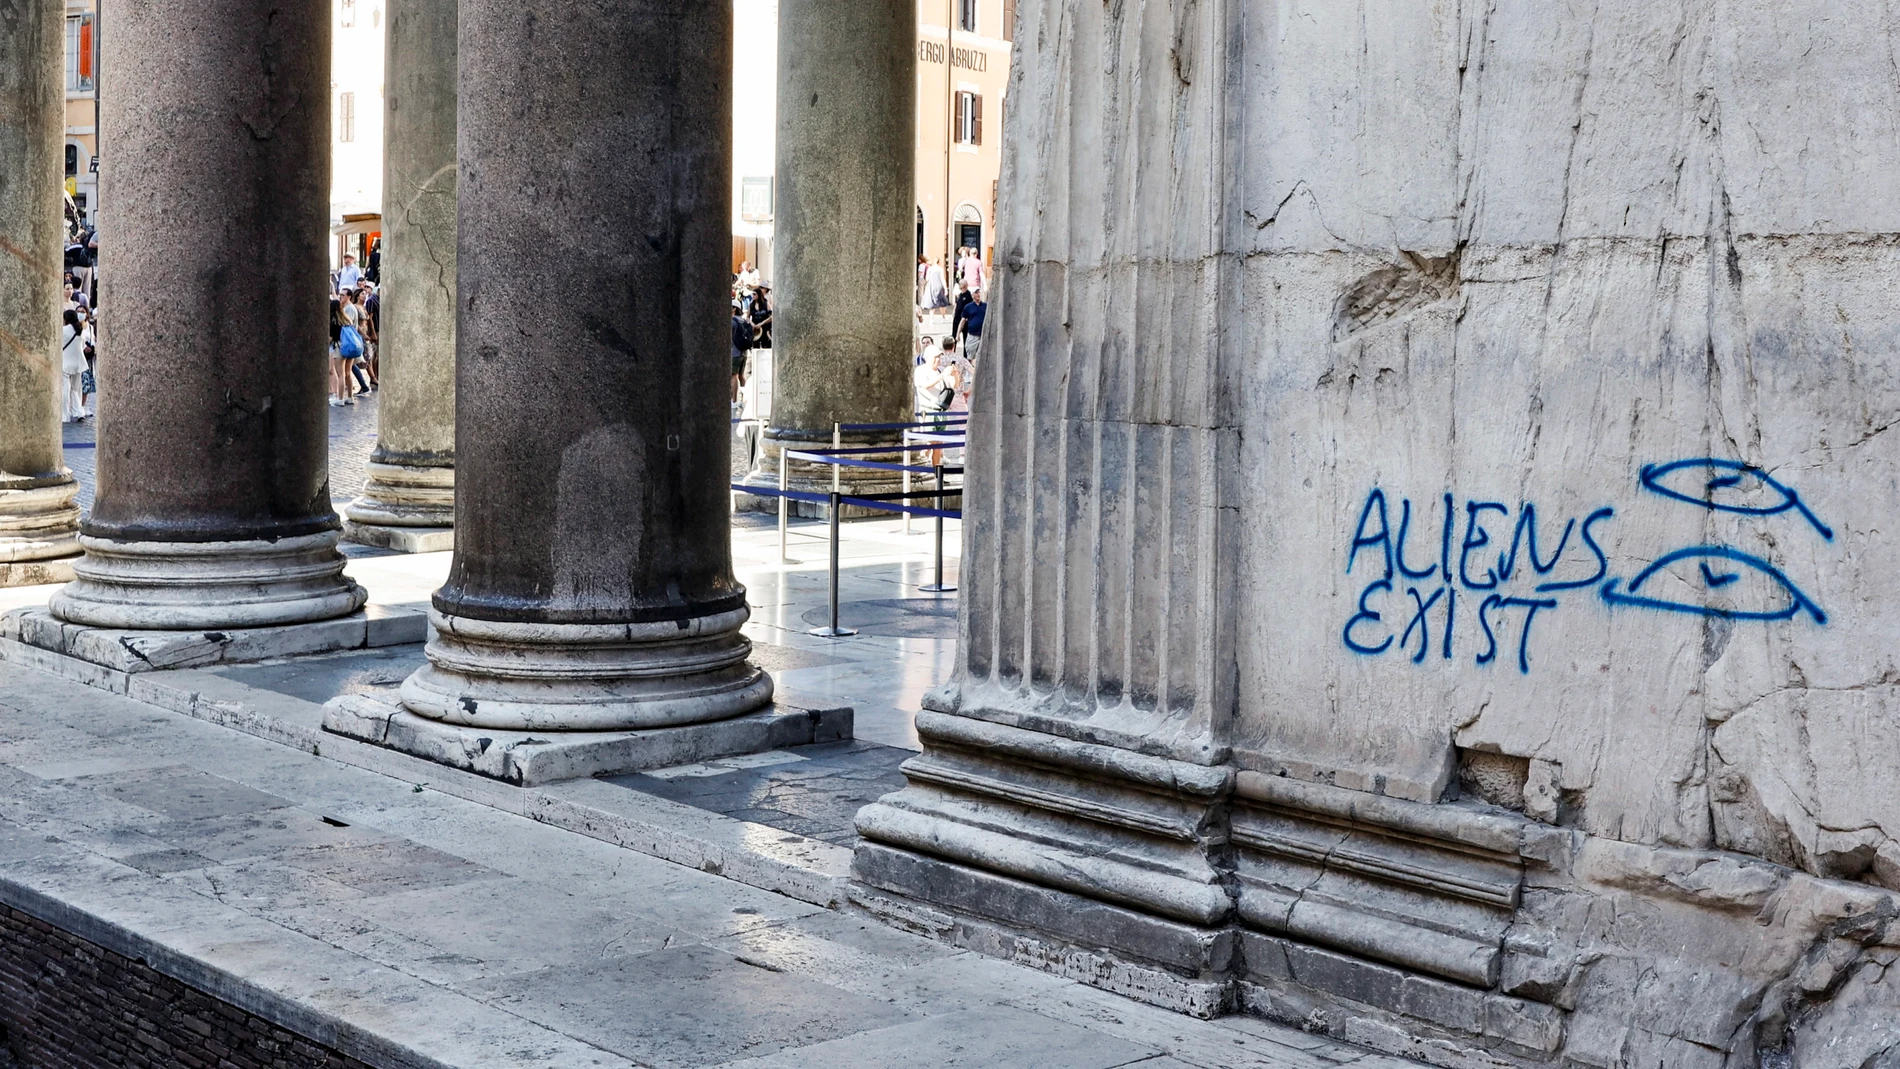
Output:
[[838, 417, 968, 432], [789, 445, 928, 455], [784, 448, 962, 475], [732, 482, 962, 519]]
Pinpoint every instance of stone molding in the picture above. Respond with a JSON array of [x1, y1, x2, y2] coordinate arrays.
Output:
[[344, 460, 456, 530], [1231, 771, 1523, 988], [0, 478, 81, 566], [856, 717, 1900, 1065], [857, 710, 1233, 927], [48, 532, 368, 631], [399, 608, 774, 731]]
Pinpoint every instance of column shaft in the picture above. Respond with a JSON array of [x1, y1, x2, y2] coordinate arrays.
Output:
[[345, 0, 459, 545], [745, 0, 917, 497], [0, 0, 81, 585], [49, 0, 364, 629], [399, 0, 770, 729]]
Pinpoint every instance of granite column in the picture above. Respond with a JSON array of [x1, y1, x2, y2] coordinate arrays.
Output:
[[0, 0, 81, 587], [344, 0, 459, 553], [742, 0, 917, 502], [49, 0, 365, 629], [398, 0, 771, 729]]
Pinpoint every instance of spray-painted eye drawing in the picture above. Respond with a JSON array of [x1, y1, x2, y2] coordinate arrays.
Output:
[[1638, 458, 1833, 540], [1600, 545, 1826, 624]]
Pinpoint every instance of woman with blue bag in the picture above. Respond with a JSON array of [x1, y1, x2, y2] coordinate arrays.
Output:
[[332, 291, 365, 407]]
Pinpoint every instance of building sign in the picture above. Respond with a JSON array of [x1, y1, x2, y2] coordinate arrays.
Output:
[[740, 177, 774, 222], [918, 39, 988, 72]]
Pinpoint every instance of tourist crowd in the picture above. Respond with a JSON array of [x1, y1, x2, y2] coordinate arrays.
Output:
[[59, 224, 99, 423], [730, 260, 773, 412], [328, 251, 381, 407], [913, 246, 987, 422]]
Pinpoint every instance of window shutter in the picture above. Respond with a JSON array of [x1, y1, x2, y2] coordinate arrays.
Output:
[[954, 92, 966, 144], [972, 95, 982, 146], [78, 17, 93, 83], [1004, 0, 1016, 41]]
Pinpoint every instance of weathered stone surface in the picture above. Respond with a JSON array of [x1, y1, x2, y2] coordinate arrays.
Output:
[[408, 0, 775, 732], [53, 0, 364, 629], [343, 521, 454, 554], [854, 0, 1900, 1062], [324, 693, 851, 786], [0, 0, 80, 584], [2, 605, 420, 674]]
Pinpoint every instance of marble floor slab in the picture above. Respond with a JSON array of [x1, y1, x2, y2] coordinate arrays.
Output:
[[0, 660, 1422, 1068]]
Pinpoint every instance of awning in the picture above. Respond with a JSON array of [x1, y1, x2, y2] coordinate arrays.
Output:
[[329, 213, 382, 236]]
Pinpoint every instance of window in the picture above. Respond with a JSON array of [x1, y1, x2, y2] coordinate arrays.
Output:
[[340, 0, 356, 27], [1003, 0, 1016, 41], [958, 0, 977, 33], [64, 15, 94, 94], [954, 91, 982, 146], [65, 145, 79, 177], [338, 92, 356, 142], [740, 177, 774, 222]]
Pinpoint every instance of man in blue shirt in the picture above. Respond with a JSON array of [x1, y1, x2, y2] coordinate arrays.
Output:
[[960, 290, 987, 364]]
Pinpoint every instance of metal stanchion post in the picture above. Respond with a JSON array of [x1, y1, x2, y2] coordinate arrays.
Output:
[[902, 430, 913, 536], [921, 460, 956, 593], [809, 487, 856, 637], [777, 454, 796, 564]]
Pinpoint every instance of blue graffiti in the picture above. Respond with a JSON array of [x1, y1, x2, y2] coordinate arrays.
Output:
[[1342, 459, 1831, 672], [1342, 579, 1395, 654], [1640, 458, 1833, 540], [1341, 492, 1608, 674], [1601, 545, 1826, 623], [1531, 508, 1615, 593]]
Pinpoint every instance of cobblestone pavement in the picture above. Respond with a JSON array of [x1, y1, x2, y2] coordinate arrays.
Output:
[[61, 393, 382, 514]]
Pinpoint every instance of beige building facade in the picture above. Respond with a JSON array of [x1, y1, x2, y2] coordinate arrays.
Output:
[[730, 0, 1012, 282], [915, 0, 1012, 271], [61, 0, 98, 227]]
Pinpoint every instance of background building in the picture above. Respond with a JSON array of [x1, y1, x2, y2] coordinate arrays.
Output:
[[54, 0, 1010, 283], [62, 0, 98, 227], [728, 0, 1013, 281], [915, 0, 1012, 271], [732, 0, 779, 283], [330, 0, 387, 270]]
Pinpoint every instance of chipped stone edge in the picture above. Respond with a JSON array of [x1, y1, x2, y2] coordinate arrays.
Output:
[[322, 695, 854, 788], [0, 604, 427, 675], [0, 638, 855, 909], [0, 870, 468, 1069], [847, 851, 1233, 1020], [342, 521, 456, 554]]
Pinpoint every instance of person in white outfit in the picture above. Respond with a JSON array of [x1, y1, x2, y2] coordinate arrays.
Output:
[[921, 258, 949, 311], [60, 309, 89, 422]]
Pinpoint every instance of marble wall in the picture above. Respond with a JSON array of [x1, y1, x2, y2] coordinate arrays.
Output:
[[857, 0, 1900, 1063]]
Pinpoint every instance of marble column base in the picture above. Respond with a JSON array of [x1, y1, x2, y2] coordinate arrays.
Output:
[[325, 693, 849, 786], [343, 462, 455, 552], [0, 558, 76, 587], [0, 478, 82, 585], [2, 603, 422, 675], [49, 531, 368, 630], [342, 521, 455, 554], [399, 608, 775, 732]]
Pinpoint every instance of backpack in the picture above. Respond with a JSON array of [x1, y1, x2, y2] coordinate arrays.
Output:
[[339, 325, 364, 359]]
